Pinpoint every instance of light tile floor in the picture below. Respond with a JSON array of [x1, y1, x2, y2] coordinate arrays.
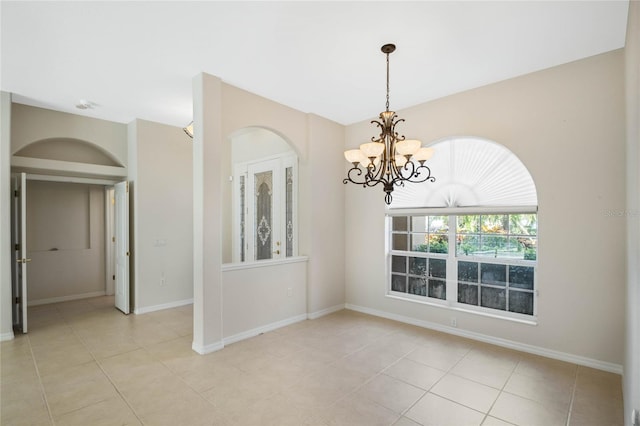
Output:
[[1, 296, 623, 426]]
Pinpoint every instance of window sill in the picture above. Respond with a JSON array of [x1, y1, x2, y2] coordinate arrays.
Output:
[[385, 293, 538, 326], [222, 256, 308, 272]]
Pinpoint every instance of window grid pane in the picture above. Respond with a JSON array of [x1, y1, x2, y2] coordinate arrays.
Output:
[[456, 214, 537, 260], [391, 214, 535, 317]]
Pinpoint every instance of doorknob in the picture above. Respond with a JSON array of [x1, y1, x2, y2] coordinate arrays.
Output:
[[16, 258, 32, 264]]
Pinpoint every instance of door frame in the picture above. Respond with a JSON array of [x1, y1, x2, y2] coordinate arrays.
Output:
[[10, 174, 128, 326]]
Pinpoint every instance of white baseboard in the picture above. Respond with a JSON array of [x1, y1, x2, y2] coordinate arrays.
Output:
[[0, 331, 15, 341], [308, 303, 346, 320], [223, 313, 308, 346], [133, 298, 193, 315], [345, 303, 623, 375], [192, 339, 224, 355], [29, 291, 106, 307]]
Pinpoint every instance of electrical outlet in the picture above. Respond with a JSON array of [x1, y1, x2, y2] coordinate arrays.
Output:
[[632, 408, 640, 426], [451, 317, 457, 327], [286, 287, 292, 297]]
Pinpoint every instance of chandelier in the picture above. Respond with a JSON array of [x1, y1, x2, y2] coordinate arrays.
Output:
[[343, 44, 435, 205]]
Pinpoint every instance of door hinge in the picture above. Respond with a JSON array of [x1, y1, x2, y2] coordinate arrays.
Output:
[[15, 297, 20, 304], [14, 244, 19, 251], [112, 236, 115, 243], [112, 275, 115, 280], [126, 181, 129, 193], [14, 190, 19, 197]]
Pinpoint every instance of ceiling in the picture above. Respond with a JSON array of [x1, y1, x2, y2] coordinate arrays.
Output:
[[0, 1, 630, 127]]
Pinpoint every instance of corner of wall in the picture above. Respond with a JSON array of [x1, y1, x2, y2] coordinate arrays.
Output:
[[0, 92, 14, 340]]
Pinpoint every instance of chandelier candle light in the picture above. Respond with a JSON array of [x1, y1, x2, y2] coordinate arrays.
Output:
[[343, 43, 435, 205]]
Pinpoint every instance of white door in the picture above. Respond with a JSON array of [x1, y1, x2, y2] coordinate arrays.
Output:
[[114, 181, 130, 314], [11, 173, 28, 333], [247, 159, 282, 261]]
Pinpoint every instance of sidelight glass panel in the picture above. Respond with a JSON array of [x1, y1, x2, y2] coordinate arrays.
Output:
[[254, 171, 273, 260], [285, 167, 293, 257], [239, 175, 245, 262]]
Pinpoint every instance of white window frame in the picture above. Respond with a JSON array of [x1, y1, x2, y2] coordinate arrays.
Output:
[[386, 207, 538, 324]]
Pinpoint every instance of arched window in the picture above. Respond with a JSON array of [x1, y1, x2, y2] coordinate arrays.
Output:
[[387, 137, 538, 320]]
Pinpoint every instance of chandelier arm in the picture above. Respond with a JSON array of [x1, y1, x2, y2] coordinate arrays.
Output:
[[343, 166, 367, 187]]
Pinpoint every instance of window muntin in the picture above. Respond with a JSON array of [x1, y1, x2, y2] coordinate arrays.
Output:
[[389, 213, 537, 318]]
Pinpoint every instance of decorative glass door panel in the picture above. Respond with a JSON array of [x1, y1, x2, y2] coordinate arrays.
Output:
[[235, 154, 297, 262], [255, 170, 273, 260], [247, 159, 282, 261]]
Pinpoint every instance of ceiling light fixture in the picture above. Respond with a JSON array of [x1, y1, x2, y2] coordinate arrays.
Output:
[[183, 121, 194, 138], [343, 44, 435, 205], [75, 99, 96, 110]]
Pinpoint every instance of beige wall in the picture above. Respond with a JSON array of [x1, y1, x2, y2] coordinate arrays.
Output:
[[26, 181, 105, 303], [345, 50, 626, 366], [624, 0, 640, 423], [129, 119, 193, 312], [193, 74, 346, 352], [218, 82, 346, 315], [10, 104, 127, 166]]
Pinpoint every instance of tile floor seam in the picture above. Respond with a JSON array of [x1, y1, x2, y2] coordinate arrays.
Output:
[[479, 354, 522, 426], [565, 362, 580, 426], [66, 314, 146, 426], [25, 333, 56, 426]]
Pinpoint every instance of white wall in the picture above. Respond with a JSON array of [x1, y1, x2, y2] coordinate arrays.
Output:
[[130, 119, 193, 312], [345, 50, 626, 368], [624, 1, 640, 423], [1, 92, 14, 340], [26, 181, 105, 304]]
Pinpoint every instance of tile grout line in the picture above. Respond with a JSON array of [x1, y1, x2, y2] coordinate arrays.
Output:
[[26, 333, 56, 426], [565, 365, 580, 426], [389, 342, 475, 425], [63, 305, 146, 425], [479, 354, 522, 426]]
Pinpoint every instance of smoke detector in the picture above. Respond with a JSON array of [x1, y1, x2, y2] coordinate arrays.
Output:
[[75, 99, 97, 110]]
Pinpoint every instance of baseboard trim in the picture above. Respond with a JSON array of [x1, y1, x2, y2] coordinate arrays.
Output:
[[192, 340, 224, 355], [307, 303, 346, 320], [0, 331, 15, 341], [345, 303, 623, 375], [134, 298, 193, 315], [29, 291, 106, 307], [223, 313, 308, 346]]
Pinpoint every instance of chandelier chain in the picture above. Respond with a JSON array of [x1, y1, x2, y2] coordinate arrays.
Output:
[[385, 52, 390, 112]]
